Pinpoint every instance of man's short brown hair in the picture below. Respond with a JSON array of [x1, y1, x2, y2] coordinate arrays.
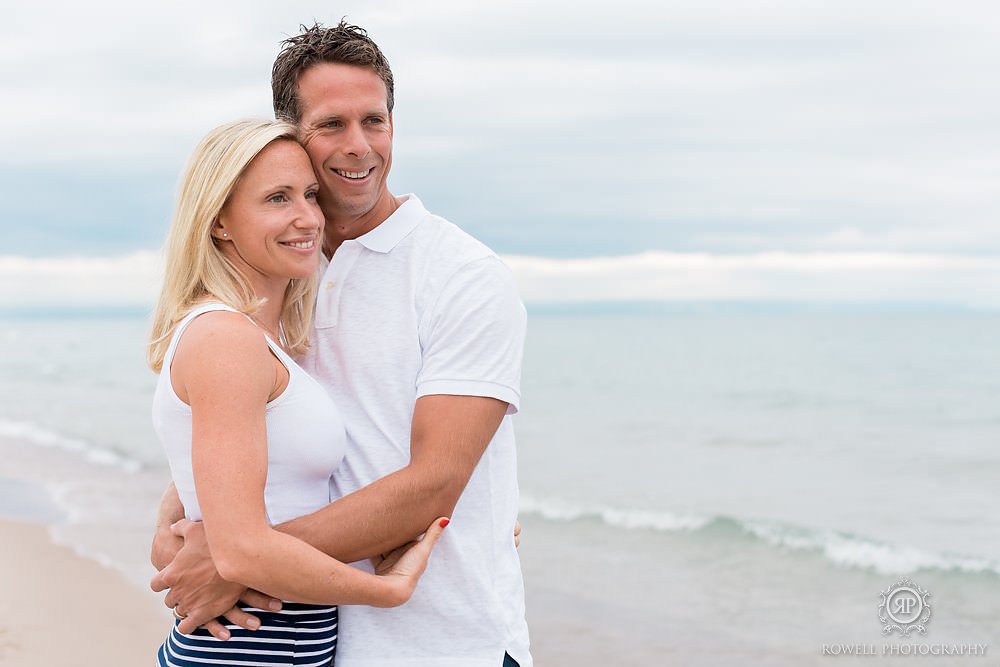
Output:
[[272, 20, 395, 123]]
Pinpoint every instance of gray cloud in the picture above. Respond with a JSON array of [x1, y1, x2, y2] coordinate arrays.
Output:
[[6, 250, 1000, 310], [3, 0, 1000, 259]]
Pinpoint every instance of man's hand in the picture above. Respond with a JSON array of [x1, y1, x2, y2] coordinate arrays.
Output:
[[150, 519, 280, 639], [514, 519, 521, 548]]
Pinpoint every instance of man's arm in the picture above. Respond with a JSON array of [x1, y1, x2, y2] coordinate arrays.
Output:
[[279, 393, 507, 562], [151, 481, 184, 570], [287, 253, 527, 559], [152, 394, 506, 634]]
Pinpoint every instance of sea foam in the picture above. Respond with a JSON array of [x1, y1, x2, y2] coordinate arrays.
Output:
[[0, 418, 141, 473], [520, 493, 1000, 577]]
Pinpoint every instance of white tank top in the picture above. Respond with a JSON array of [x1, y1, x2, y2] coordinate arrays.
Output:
[[152, 303, 345, 525]]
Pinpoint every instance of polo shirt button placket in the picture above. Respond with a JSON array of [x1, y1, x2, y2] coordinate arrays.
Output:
[[317, 242, 360, 328]]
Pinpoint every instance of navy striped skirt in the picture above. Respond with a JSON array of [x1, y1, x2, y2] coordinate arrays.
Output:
[[156, 603, 337, 667]]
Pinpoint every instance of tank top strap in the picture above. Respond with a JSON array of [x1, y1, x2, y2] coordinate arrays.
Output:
[[162, 302, 297, 380], [161, 303, 242, 370], [258, 329, 293, 360]]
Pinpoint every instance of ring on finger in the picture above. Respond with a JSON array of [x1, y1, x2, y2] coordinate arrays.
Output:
[[173, 604, 187, 621]]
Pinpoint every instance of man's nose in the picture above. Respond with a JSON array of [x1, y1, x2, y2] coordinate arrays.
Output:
[[341, 122, 371, 160]]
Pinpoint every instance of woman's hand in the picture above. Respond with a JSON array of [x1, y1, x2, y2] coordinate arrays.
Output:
[[371, 517, 449, 605]]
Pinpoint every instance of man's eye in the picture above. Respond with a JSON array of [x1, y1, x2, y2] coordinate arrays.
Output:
[[367, 117, 384, 125], [323, 120, 341, 128]]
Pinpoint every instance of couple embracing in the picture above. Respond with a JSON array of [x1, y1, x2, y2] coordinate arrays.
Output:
[[147, 21, 531, 667]]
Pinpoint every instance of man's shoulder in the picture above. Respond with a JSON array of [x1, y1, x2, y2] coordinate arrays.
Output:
[[391, 197, 518, 297], [390, 205, 517, 312], [409, 206, 496, 265]]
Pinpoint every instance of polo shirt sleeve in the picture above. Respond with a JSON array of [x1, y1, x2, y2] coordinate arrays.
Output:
[[416, 255, 527, 414]]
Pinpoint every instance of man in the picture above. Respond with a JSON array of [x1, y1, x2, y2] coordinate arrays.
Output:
[[151, 21, 531, 667]]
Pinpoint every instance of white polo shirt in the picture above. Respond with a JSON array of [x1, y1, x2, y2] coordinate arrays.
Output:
[[301, 194, 531, 667]]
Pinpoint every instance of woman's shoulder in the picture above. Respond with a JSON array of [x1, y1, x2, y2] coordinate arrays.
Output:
[[173, 311, 272, 381], [180, 309, 267, 354]]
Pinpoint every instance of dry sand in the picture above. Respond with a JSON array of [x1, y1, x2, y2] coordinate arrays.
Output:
[[0, 518, 169, 666]]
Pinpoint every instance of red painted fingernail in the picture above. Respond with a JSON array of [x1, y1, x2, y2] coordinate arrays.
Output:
[[439, 518, 450, 528]]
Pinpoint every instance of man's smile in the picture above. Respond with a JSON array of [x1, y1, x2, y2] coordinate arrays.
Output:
[[334, 167, 374, 180]]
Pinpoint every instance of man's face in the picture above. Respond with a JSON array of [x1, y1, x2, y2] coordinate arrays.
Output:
[[296, 63, 393, 228]]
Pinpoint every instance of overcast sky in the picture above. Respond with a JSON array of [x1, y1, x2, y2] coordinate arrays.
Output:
[[3, 1, 1000, 305]]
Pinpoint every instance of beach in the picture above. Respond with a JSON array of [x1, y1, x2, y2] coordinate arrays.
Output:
[[7, 507, 999, 667], [0, 518, 167, 665], [0, 492, 650, 667], [0, 509, 621, 667], [2, 310, 1000, 665]]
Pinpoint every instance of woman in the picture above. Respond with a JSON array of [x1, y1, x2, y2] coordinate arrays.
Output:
[[147, 119, 446, 666]]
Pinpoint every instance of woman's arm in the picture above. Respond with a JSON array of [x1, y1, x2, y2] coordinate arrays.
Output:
[[174, 311, 443, 607]]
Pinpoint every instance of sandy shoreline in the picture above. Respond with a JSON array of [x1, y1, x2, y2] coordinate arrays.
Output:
[[0, 518, 169, 666], [7, 511, 1000, 667], [0, 510, 609, 666], [0, 512, 597, 666]]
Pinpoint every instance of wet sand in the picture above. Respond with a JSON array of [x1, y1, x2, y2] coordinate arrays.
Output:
[[0, 518, 168, 666]]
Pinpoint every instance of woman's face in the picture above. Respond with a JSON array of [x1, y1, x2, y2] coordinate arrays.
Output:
[[214, 140, 324, 288]]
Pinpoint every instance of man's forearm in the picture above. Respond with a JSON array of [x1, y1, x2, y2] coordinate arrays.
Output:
[[151, 481, 186, 570], [281, 395, 509, 562], [276, 395, 506, 562], [276, 466, 460, 563]]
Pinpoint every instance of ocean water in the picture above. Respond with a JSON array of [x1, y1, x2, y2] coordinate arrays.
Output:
[[2, 308, 998, 664]]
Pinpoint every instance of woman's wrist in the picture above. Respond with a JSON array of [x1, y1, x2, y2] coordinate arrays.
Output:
[[372, 572, 412, 608]]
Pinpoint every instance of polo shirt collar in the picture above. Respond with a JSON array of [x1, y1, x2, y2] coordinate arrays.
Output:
[[354, 194, 424, 254]]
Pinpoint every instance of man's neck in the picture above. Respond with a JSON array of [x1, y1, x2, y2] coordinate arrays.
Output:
[[322, 191, 402, 257]]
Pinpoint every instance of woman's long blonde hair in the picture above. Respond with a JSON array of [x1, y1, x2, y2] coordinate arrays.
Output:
[[147, 119, 317, 372]]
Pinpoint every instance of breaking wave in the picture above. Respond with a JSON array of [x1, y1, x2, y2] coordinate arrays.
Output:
[[519, 493, 1000, 577]]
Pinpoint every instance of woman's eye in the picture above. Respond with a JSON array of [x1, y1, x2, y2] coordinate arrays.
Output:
[[305, 190, 319, 200], [268, 193, 288, 203]]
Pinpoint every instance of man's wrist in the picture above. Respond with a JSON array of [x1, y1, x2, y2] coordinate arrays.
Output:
[[151, 524, 182, 570]]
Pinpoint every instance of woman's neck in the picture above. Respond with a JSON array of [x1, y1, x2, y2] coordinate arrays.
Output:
[[252, 290, 285, 334]]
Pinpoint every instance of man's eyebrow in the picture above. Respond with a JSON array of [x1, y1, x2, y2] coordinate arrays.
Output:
[[309, 110, 387, 125], [308, 114, 341, 126]]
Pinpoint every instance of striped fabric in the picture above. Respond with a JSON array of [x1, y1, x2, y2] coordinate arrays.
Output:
[[156, 603, 337, 667]]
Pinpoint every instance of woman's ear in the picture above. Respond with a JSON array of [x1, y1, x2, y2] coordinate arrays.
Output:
[[211, 219, 230, 241]]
